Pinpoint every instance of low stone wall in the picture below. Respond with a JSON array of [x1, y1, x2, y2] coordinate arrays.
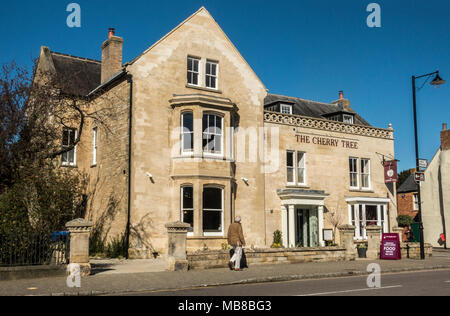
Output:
[[187, 247, 347, 270], [401, 243, 433, 259], [0, 265, 67, 282]]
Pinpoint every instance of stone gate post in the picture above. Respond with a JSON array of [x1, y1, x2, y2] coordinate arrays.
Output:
[[366, 226, 382, 259], [66, 218, 93, 277], [166, 222, 190, 271], [338, 225, 356, 261]]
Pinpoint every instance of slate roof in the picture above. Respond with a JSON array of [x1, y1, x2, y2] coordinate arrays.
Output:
[[50, 52, 101, 96], [397, 174, 419, 193], [264, 93, 371, 126]]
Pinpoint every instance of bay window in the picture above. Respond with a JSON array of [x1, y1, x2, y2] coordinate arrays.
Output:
[[181, 112, 194, 153], [203, 113, 223, 155], [349, 203, 388, 239], [181, 186, 194, 233], [203, 187, 223, 235]]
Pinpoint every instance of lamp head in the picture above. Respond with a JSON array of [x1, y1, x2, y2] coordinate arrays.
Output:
[[430, 73, 446, 86]]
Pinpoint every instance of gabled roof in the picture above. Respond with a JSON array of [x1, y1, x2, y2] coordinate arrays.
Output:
[[126, 6, 267, 91], [50, 52, 101, 96], [264, 93, 371, 126], [397, 174, 419, 193]]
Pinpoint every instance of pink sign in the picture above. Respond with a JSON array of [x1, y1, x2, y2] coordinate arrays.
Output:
[[381, 233, 402, 260]]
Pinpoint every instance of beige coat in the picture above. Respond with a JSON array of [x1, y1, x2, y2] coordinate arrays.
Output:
[[227, 222, 246, 247]]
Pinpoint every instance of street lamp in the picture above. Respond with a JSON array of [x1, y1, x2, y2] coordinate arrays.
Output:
[[411, 70, 445, 260]]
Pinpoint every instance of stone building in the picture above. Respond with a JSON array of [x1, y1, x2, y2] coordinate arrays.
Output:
[[34, 7, 398, 257], [422, 123, 450, 248]]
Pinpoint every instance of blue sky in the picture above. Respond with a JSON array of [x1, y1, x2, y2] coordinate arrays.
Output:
[[1, 0, 449, 171]]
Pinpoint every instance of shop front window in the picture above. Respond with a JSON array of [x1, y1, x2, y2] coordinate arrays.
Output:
[[350, 204, 388, 239]]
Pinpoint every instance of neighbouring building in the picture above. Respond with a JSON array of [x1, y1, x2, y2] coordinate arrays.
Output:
[[34, 7, 398, 257], [397, 173, 419, 221], [422, 123, 450, 248]]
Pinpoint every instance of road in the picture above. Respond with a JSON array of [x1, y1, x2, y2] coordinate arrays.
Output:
[[120, 269, 450, 296]]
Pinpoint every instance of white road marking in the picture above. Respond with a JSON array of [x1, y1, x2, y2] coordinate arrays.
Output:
[[297, 285, 403, 296]]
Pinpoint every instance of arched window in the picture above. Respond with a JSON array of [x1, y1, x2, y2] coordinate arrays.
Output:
[[181, 112, 194, 153], [202, 113, 223, 155]]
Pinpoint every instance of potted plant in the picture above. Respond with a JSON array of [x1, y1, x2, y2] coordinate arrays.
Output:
[[357, 243, 368, 258]]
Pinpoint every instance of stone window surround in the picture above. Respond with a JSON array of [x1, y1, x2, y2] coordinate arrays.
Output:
[[170, 94, 237, 161], [186, 56, 220, 92], [176, 179, 232, 239], [286, 150, 307, 187]]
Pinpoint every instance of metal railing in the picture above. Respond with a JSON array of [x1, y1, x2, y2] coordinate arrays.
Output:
[[0, 231, 70, 267]]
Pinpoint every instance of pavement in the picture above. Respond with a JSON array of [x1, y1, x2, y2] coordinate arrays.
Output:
[[1, 252, 450, 296]]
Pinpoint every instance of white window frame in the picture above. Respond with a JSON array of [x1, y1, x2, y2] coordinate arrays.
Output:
[[202, 187, 224, 237], [286, 151, 295, 185], [349, 157, 359, 189], [62, 128, 77, 167], [343, 114, 354, 124], [281, 104, 293, 115], [297, 152, 306, 186], [349, 203, 388, 240], [187, 56, 200, 86], [205, 60, 218, 90], [360, 158, 371, 190], [92, 127, 98, 166], [181, 186, 194, 236], [413, 193, 419, 211], [181, 112, 194, 155], [202, 113, 224, 157]]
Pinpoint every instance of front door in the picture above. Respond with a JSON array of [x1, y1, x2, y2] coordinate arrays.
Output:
[[296, 208, 319, 247]]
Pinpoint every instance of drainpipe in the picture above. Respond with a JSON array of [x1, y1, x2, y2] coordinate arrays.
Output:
[[125, 73, 133, 259]]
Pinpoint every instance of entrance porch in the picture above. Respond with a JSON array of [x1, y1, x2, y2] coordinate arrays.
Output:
[[277, 189, 329, 248]]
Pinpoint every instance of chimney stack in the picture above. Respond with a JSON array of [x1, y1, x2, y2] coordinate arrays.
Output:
[[441, 122, 450, 150], [101, 28, 123, 84], [332, 90, 351, 111]]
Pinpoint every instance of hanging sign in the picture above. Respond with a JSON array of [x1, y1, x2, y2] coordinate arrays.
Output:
[[380, 233, 402, 260], [384, 160, 398, 184]]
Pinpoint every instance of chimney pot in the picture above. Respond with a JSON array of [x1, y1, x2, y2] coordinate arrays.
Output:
[[108, 28, 115, 39], [443, 123, 448, 131], [339, 91, 344, 100]]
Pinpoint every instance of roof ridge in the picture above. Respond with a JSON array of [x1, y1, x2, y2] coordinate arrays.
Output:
[[50, 51, 101, 64], [267, 93, 337, 107]]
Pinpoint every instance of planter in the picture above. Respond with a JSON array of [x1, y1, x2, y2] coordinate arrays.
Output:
[[357, 247, 367, 258]]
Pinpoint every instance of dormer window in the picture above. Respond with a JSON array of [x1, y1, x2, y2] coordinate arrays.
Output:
[[280, 104, 292, 115], [323, 111, 355, 124], [343, 114, 354, 124]]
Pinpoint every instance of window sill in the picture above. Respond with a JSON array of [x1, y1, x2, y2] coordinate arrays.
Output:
[[349, 188, 374, 193], [286, 184, 310, 189], [186, 84, 222, 94], [61, 164, 78, 169], [187, 236, 226, 240], [91, 164, 97, 168]]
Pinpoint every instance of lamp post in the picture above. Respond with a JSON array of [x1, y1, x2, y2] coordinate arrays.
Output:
[[411, 70, 445, 260]]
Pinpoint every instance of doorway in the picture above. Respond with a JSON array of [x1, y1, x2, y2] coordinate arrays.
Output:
[[295, 207, 318, 247]]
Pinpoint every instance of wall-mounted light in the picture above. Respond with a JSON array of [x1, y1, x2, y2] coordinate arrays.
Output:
[[146, 172, 155, 184], [241, 177, 249, 186]]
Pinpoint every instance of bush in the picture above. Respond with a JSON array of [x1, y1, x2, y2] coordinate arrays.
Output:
[[397, 215, 414, 227], [272, 230, 283, 248]]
